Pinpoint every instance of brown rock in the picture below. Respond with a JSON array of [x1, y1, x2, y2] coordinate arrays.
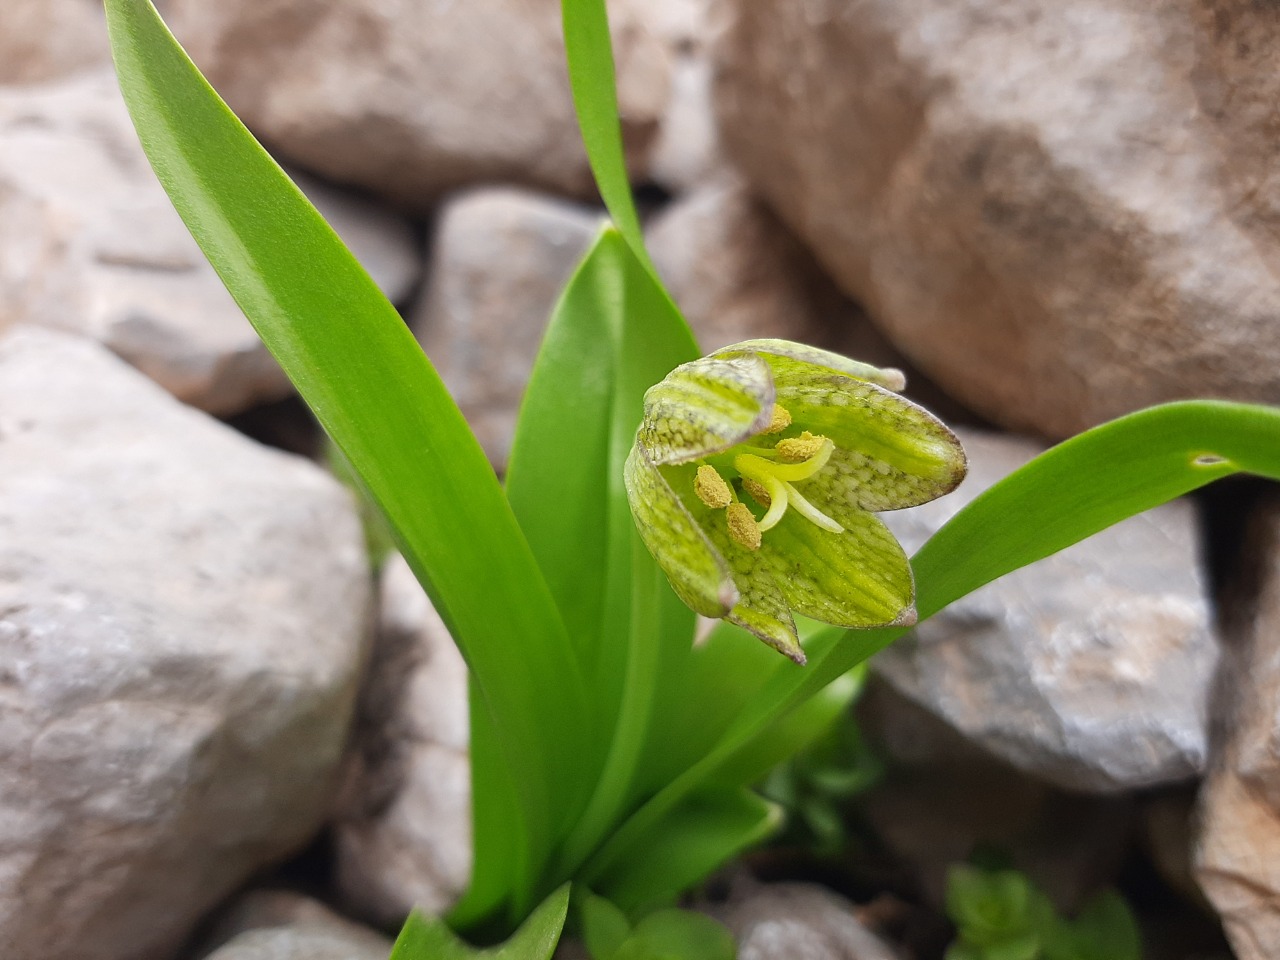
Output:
[[1196, 496, 1280, 960], [156, 0, 670, 207], [646, 175, 866, 352], [411, 187, 602, 466], [0, 0, 108, 84], [712, 0, 1280, 439]]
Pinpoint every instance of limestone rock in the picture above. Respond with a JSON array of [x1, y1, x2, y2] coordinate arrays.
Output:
[[0, 72, 420, 415], [0, 0, 108, 84], [156, 0, 671, 207], [712, 0, 1280, 439], [709, 880, 898, 960], [411, 187, 602, 466], [1196, 497, 1280, 960], [874, 428, 1216, 792], [0, 327, 372, 960], [334, 553, 471, 926], [645, 175, 867, 352], [858, 679, 1134, 912], [199, 891, 392, 960]]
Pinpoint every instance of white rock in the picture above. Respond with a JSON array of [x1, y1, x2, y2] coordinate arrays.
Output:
[[0, 71, 421, 415], [199, 890, 392, 960], [0, 327, 372, 960], [710, 880, 897, 960], [411, 187, 603, 466], [1196, 497, 1280, 960], [334, 553, 471, 926], [874, 428, 1216, 793], [712, 0, 1280, 439], [156, 0, 672, 207]]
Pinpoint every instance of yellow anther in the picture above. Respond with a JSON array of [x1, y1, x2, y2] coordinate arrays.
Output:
[[726, 501, 762, 551], [694, 464, 733, 509], [742, 477, 772, 509], [763, 404, 792, 434], [776, 431, 827, 463]]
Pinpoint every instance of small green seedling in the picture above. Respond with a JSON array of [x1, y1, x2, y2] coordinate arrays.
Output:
[[945, 865, 1142, 960]]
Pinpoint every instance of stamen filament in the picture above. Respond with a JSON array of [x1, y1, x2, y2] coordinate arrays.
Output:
[[783, 481, 844, 533]]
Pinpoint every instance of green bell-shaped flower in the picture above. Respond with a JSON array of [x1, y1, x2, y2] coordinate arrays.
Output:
[[625, 339, 966, 663]]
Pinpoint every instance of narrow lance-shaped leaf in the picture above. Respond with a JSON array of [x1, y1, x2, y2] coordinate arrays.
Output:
[[392, 885, 572, 960], [104, 0, 594, 909]]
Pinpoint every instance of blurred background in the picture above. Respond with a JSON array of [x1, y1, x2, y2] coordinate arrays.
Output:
[[2, 1, 1278, 959]]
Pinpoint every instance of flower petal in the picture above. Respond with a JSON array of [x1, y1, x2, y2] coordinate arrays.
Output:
[[761, 506, 916, 629], [711, 339, 906, 392], [770, 366, 966, 511], [625, 445, 737, 618], [636, 353, 775, 465], [666, 475, 805, 664]]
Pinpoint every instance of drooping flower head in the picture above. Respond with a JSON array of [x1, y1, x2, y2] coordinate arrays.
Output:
[[625, 339, 966, 663]]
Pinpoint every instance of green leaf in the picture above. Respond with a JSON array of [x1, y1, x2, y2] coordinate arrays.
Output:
[[587, 400, 1280, 891], [580, 891, 634, 960], [1045, 890, 1142, 960], [587, 787, 782, 913], [617, 910, 736, 960], [104, 0, 592, 916], [561, 0, 646, 267], [391, 885, 572, 960], [511, 231, 704, 889], [706, 667, 862, 790]]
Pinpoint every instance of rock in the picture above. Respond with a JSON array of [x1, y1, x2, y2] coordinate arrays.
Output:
[[712, 0, 1280, 439], [334, 553, 471, 926], [156, 0, 671, 208], [873, 427, 1216, 793], [645, 175, 869, 352], [644, 0, 724, 192], [709, 880, 898, 960], [1196, 497, 1280, 960], [858, 678, 1134, 912], [0, 71, 421, 415], [0, 0, 108, 84], [411, 187, 602, 466], [0, 327, 372, 960], [198, 890, 392, 960]]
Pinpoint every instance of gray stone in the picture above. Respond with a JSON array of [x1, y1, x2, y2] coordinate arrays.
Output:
[[710, 880, 898, 960], [1196, 497, 1280, 960], [411, 187, 603, 466], [0, 327, 372, 960], [874, 427, 1216, 793], [199, 891, 392, 960], [156, 0, 671, 207], [0, 0, 108, 84], [712, 0, 1280, 440], [858, 679, 1134, 912], [334, 553, 471, 926], [0, 71, 421, 415]]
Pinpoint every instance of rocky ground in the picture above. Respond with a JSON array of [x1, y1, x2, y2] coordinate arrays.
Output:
[[2, 1, 1279, 958]]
